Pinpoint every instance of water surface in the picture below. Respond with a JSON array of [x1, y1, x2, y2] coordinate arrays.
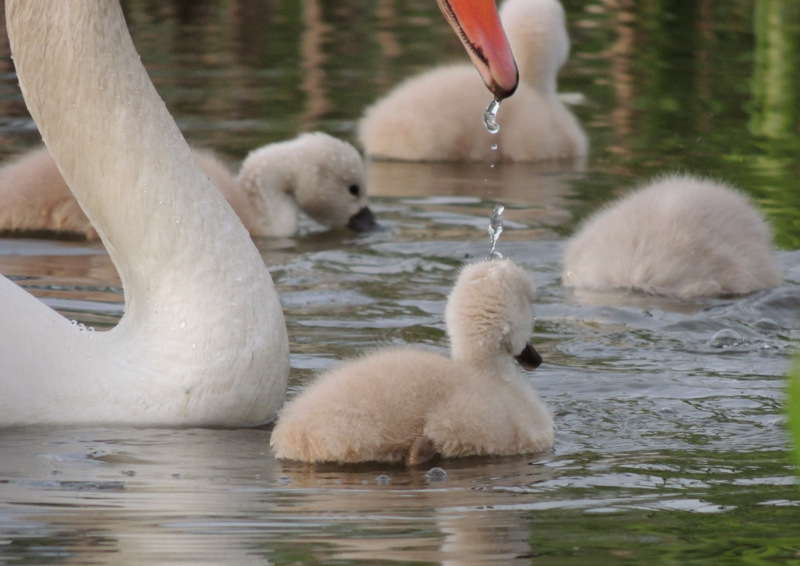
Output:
[[1, 1, 799, 563]]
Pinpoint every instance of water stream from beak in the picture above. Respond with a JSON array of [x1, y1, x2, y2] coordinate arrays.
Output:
[[487, 203, 504, 260], [482, 98, 501, 134]]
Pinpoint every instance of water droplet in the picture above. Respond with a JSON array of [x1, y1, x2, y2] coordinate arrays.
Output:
[[483, 98, 501, 134], [487, 203, 505, 260], [178, 320, 186, 329], [426, 467, 447, 482], [491, 143, 498, 151], [376, 474, 391, 485]]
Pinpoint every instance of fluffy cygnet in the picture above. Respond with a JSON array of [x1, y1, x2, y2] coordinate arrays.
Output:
[[358, 0, 587, 162], [234, 132, 375, 236], [562, 174, 783, 298], [271, 258, 554, 466], [0, 132, 374, 239]]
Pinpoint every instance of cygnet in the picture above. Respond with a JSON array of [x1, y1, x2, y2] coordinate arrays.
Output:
[[0, 132, 375, 239], [271, 258, 554, 466], [358, 0, 587, 162], [562, 173, 783, 298]]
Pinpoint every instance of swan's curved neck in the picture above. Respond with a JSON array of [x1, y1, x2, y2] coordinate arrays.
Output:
[[6, 1, 265, 319]]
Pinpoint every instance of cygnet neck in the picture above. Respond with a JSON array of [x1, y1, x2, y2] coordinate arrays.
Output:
[[236, 141, 304, 237]]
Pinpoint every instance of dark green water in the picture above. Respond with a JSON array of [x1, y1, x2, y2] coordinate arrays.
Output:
[[0, 1, 799, 564]]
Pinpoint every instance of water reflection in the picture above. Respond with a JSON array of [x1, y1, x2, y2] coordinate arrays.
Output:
[[2, 426, 796, 564], [749, 0, 799, 139], [0, 426, 555, 564], [366, 160, 585, 235], [1, 0, 799, 563]]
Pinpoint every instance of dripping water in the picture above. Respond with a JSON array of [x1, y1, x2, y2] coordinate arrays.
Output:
[[483, 98, 501, 134], [487, 203, 505, 260]]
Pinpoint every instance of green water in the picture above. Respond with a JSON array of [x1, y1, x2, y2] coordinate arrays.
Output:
[[0, 1, 799, 564]]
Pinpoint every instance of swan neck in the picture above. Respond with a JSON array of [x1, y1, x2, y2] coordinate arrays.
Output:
[[6, 1, 264, 301]]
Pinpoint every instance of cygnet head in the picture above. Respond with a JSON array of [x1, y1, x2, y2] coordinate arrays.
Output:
[[446, 259, 542, 374], [238, 132, 376, 237], [500, 0, 570, 95], [291, 132, 376, 232]]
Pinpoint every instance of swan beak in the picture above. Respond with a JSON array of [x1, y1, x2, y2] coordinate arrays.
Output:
[[348, 206, 379, 232], [436, 0, 519, 100], [515, 342, 543, 371]]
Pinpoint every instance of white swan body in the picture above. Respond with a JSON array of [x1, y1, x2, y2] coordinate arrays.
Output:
[[358, 0, 587, 162], [562, 174, 783, 298], [0, 1, 289, 425], [271, 259, 553, 465], [0, 133, 372, 240]]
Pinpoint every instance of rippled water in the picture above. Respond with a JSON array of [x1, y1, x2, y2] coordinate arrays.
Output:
[[2, 1, 800, 564]]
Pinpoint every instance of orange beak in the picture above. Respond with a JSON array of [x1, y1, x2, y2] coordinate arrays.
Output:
[[436, 0, 519, 100]]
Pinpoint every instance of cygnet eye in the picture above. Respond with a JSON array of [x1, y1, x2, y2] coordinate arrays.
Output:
[[348, 184, 360, 197]]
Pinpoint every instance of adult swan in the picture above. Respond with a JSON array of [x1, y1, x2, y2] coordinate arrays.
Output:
[[0, 1, 518, 426], [0, 1, 290, 426]]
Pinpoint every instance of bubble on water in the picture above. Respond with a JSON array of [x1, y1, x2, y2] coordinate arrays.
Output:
[[709, 328, 744, 348], [425, 467, 447, 482], [755, 317, 780, 332], [483, 98, 500, 134], [487, 203, 505, 260]]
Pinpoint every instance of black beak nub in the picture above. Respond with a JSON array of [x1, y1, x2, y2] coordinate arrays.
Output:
[[348, 206, 378, 232], [515, 342, 542, 371]]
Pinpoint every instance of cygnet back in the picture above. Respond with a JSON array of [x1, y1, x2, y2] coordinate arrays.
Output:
[[562, 174, 783, 298]]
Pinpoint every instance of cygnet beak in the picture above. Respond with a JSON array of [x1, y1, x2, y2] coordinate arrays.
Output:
[[515, 342, 543, 371], [348, 206, 379, 232]]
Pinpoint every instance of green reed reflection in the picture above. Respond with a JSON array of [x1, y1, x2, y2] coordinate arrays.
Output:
[[749, 0, 799, 139]]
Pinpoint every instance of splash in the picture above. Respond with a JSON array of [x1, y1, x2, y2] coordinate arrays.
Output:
[[483, 98, 501, 134], [487, 203, 505, 260]]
